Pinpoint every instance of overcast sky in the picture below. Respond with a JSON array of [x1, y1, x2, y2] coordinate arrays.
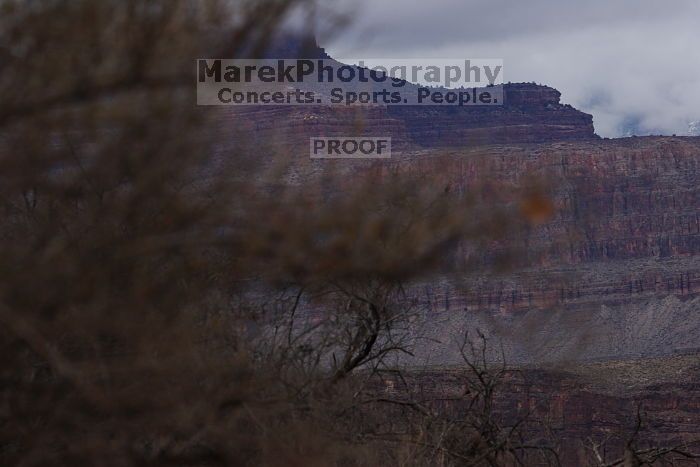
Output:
[[320, 0, 700, 137]]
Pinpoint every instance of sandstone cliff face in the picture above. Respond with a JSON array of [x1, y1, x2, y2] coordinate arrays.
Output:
[[218, 118, 700, 363], [387, 84, 595, 146], [231, 36, 596, 146], [223, 135, 700, 364], [360, 137, 700, 363], [221, 83, 596, 148]]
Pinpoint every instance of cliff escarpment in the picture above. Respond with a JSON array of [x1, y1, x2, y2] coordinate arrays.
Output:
[[225, 35, 596, 146], [370, 137, 700, 363], [222, 83, 596, 148]]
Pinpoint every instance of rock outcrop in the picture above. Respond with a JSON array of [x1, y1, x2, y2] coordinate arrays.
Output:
[[223, 36, 596, 146], [222, 83, 596, 148]]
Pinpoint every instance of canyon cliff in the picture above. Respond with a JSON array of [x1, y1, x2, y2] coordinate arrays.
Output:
[[227, 34, 596, 147], [221, 38, 700, 454]]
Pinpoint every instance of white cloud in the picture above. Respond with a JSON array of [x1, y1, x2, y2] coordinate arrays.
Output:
[[323, 0, 700, 137]]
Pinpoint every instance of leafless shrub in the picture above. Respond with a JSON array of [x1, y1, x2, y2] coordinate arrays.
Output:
[[585, 407, 700, 467]]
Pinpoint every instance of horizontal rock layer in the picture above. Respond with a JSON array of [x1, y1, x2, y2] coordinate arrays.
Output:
[[219, 83, 596, 148]]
